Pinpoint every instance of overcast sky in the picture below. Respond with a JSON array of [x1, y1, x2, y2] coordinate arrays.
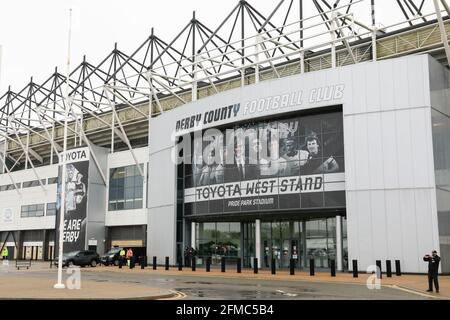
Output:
[[0, 0, 439, 95]]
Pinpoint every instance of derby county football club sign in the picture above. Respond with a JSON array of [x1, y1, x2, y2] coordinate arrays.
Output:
[[55, 147, 90, 252]]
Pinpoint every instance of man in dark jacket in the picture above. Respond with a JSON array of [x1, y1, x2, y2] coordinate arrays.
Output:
[[423, 250, 440, 293]]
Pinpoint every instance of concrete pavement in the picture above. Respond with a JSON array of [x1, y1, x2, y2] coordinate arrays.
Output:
[[85, 264, 450, 299], [1, 261, 448, 299], [0, 261, 174, 300]]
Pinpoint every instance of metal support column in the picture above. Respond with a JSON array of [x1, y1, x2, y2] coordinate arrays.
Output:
[[192, 55, 198, 102], [372, 0, 377, 62], [50, 125, 55, 165], [254, 34, 261, 84], [1, 139, 6, 174], [191, 221, 196, 249], [25, 133, 30, 170], [336, 215, 343, 271], [330, 11, 337, 68], [255, 219, 261, 269], [434, 0, 450, 66], [440, 0, 450, 16]]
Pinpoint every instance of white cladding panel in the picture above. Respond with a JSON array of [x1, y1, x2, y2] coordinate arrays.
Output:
[[106, 147, 149, 228], [0, 166, 58, 231]]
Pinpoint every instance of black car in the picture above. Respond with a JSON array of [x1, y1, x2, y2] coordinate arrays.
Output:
[[54, 250, 100, 267], [100, 247, 123, 266]]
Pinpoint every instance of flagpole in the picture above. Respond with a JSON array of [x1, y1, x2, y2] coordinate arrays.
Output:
[[54, 8, 72, 289]]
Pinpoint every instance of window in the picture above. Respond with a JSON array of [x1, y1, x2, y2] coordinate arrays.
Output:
[[47, 177, 58, 184], [108, 164, 144, 211], [21, 204, 45, 218], [46, 203, 57, 216], [0, 183, 20, 192], [22, 179, 46, 188]]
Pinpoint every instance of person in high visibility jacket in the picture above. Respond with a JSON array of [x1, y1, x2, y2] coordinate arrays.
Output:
[[1, 247, 8, 260], [126, 248, 133, 267], [119, 248, 126, 266]]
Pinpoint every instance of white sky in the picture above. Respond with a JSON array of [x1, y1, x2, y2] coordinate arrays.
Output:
[[0, 0, 439, 95]]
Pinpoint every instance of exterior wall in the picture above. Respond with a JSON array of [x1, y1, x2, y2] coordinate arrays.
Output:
[[429, 56, 450, 273], [343, 56, 439, 274], [148, 54, 441, 273], [0, 146, 150, 257], [85, 145, 109, 254], [147, 146, 176, 262], [0, 165, 58, 232], [105, 147, 149, 227]]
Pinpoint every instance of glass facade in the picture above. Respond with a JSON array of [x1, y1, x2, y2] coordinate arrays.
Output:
[[22, 179, 46, 188], [195, 222, 241, 265], [109, 164, 144, 211], [46, 203, 57, 216], [194, 217, 346, 270], [21, 204, 45, 218]]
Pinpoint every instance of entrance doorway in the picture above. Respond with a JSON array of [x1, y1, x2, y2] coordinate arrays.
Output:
[[260, 218, 343, 270], [261, 222, 304, 269]]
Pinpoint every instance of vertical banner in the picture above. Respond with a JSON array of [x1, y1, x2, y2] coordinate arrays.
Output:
[[55, 148, 90, 253]]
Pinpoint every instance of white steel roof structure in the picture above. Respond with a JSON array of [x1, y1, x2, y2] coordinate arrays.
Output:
[[0, 0, 449, 189]]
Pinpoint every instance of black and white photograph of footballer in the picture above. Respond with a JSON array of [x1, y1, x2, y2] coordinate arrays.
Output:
[[189, 112, 344, 186]]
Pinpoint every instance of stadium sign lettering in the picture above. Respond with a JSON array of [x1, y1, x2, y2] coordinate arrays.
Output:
[[175, 104, 240, 132], [194, 176, 324, 201], [59, 148, 89, 163]]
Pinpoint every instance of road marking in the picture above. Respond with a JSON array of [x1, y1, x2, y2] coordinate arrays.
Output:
[[161, 290, 186, 300], [388, 285, 449, 300], [276, 289, 298, 297]]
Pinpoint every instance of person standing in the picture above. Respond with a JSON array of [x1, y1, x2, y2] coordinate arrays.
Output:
[[423, 250, 440, 293], [1, 247, 8, 260], [119, 248, 126, 266], [126, 248, 133, 267]]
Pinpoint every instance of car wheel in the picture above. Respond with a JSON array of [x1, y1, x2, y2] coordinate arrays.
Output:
[[90, 260, 97, 267], [114, 259, 119, 266], [68, 261, 74, 268]]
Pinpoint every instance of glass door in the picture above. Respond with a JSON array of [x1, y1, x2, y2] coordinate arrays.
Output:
[[271, 239, 281, 268], [281, 239, 291, 268], [290, 239, 300, 268]]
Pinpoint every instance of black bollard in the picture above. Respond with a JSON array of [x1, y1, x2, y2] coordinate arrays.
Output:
[[330, 260, 336, 277], [386, 260, 392, 278], [352, 260, 358, 278], [395, 260, 402, 276], [237, 258, 242, 274], [221, 257, 226, 273], [153, 256, 157, 270], [290, 259, 295, 276], [271, 259, 276, 275], [191, 257, 196, 271], [140, 256, 145, 270], [310, 259, 315, 276], [376, 260, 382, 279], [206, 257, 211, 272], [119, 258, 123, 269], [178, 259, 182, 271], [253, 258, 258, 274], [165, 256, 169, 270]]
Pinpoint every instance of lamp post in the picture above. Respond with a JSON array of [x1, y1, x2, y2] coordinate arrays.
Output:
[[54, 8, 73, 289]]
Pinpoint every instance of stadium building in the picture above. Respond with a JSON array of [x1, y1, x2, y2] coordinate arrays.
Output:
[[1, 0, 450, 274]]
